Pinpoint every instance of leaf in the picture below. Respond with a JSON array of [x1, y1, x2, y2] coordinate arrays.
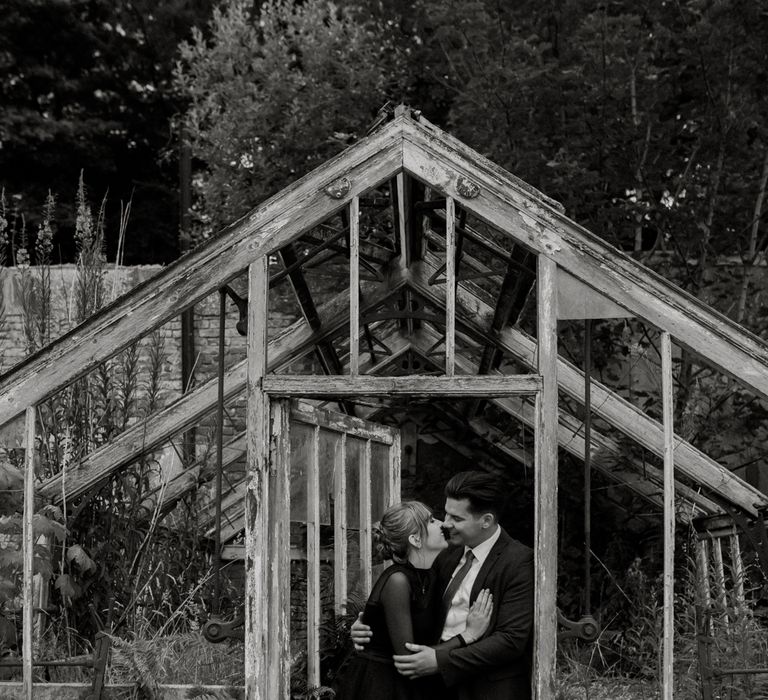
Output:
[[55, 573, 77, 600], [32, 514, 67, 541], [66, 544, 96, 573]]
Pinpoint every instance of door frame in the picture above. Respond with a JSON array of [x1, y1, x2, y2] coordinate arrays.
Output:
[[243, 256, 559, 700]]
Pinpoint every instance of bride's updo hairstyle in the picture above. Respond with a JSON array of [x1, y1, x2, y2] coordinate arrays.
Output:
[[371, 501, 432, 564]]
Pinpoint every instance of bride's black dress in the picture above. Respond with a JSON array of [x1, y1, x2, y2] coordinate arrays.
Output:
[[336, 562, 446, 700]]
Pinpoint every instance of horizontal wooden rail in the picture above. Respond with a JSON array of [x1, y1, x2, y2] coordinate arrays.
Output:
[[262, 374, 542, 397]]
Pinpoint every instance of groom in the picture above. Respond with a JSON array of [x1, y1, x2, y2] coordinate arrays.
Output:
[[352, 470, 534, 699]]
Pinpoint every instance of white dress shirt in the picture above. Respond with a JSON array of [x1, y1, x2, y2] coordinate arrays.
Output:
[[441, 525, 501, 640]]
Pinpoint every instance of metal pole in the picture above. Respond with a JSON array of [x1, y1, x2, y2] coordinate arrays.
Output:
[[584, 319, 592, 615], [213, 289, 226, 614]]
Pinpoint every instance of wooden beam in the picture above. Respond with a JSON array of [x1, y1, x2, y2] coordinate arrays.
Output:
[[350, 196, 360, 375], [40, 277, 397, 505], [307, 425, 321, 689], [445, 196, 456, 376], [401, 118, 768, 402], [267, 399, 291, 698], [0, 120, 406, 429], [408, 327, 717, 519], [22, 407, 35, 700], [360, 439, 372, 597], [262, 375, 542, 397], [406, 260, 767, 516], [334, 434, 348, 615], [534, 256, 558, 700], [661, 331, 675, 700], [245, 258, 269, 700]]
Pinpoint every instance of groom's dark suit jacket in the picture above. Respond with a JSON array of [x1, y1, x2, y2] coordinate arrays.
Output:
[[434, 528, 534, 700]]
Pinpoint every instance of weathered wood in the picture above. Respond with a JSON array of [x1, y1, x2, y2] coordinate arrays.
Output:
[[729, 532, 746, 615], [407, 259, 766, 516], [534, 256, 558, 700], [291, 402, 396, 443], [712, 538, 728, 621], [360, 439, 372, 597], [334, 434, 348, 615], [410, 328, 716, 520], [697, 539, 713, 612], [40, 276, 395, 505], [661, 331, 675, 700], [396, 173, 409, 268], [401, 117, 768, 403], [268, 400, 291, 698], [307, 425, 321, 689], [263, 375, 542, 397], [245, 258, 269, 700], [445, 196, 456, 376], [141, 433, 246, 521], [0, 121, 406, 429], [350, 195, 360, 375], [22, 407, 35, 700]]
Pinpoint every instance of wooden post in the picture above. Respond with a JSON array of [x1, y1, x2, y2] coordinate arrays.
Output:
[[267, 399, 291, 698], [661, 331, 675, 700], [360, 439, 372, 596], [712, 537, 728, 625], [334, 434, 348, 615], [729, 531, 745, 617], [22, 406, 35, 700], [245, 257, 269, 700], [307, 425, 321, 689], [534, 256, 558, 700], [445, 196, 456, 376], [349, 195, 360, 375]]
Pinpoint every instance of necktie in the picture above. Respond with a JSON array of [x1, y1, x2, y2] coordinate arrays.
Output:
[[442, 550, 475, 610]]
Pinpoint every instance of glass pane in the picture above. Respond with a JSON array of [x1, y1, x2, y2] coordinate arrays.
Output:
[[370, 441, 390, 522], [318, 428, 340, 527], [345, 436, 363, 602], [289, 421, 313, 522]]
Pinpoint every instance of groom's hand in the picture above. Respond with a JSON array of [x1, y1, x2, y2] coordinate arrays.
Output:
[[350, 612, 372, 651], [393, 644, 438, 678]]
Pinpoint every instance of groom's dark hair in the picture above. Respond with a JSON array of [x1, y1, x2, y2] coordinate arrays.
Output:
[[445, 471, 506, 520]]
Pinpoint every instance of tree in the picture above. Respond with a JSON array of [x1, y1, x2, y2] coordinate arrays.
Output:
[[0, 0, 214, 264], [175, 0, 396, 234]]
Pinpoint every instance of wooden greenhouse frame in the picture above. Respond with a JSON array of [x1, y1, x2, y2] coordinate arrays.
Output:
[[2, 106, 768, 699]]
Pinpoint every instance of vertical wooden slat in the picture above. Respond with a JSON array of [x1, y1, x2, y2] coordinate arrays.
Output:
[[245, 258, 270, 700], [445, 196, 456, 376], [534, 256, 558, 700], [396, 173, 409, 269], [661, 330, 675, 700], [389, 430, 402, 507], [22, 406, 35, 700], [729, 531, 745, 616], [360, 439, 373, 597], [267, 399, 291, 698], [334, 434, 348, 615], [307, 425, 321, 689], [712, 537, 728, 625], [349, 195, 360, 375], [697, 538, 712, 629]]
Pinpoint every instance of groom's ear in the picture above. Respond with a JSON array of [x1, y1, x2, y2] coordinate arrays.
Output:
[[481, 512, 494, 528]]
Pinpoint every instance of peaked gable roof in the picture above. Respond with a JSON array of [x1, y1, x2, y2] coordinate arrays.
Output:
[[2, 109, 767, 520]]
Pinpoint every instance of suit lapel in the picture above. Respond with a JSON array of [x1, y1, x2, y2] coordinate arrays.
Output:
[[469, 528, 511, 602]]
